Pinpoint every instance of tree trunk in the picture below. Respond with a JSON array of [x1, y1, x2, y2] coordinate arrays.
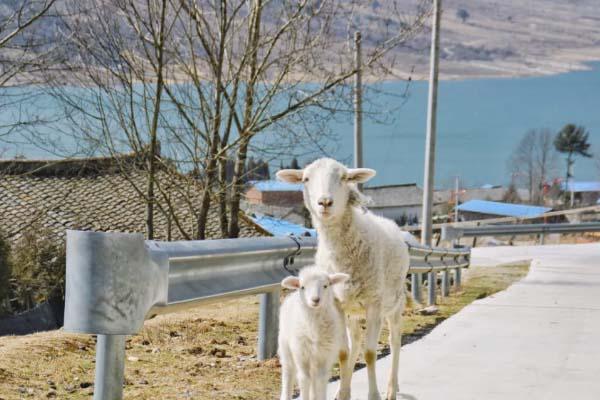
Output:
[[228, 0, 262, 238], [217, 154, 229, 237], [228, 137, 250, 237], [145, 0, 167, 240]]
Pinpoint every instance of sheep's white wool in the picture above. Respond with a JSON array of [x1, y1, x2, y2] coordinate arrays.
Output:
[[316, 206, 410, 316], [277, 158, 411, 400], [278, 266, 349, 400]]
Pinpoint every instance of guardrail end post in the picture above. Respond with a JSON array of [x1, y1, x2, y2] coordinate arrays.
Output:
[[442, 270, 450, 297], [455, 267, 462, 289], [411, 273, 422, 304], [258, 290, 280, 360], [428, 271, 436, 305], [93, 334, 126, 400]]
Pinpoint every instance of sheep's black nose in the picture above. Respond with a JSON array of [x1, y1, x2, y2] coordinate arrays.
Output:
[[318, 196, 333, 207], [311, 296, 320, 305]]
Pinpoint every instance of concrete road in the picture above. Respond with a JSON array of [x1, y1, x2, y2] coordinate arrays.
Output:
[[326, 243, 600, 400]]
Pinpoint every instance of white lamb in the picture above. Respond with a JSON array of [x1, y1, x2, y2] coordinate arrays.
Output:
[[278, 266, 351, 400], [277, 158, 411, 400]]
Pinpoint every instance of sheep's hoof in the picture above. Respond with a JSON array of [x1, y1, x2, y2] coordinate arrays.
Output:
[[335, 389, 351, 400], [386, 385, 398, 400], [368, 392, 382, 400]]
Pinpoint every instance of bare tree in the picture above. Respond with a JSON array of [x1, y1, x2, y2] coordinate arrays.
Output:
[[41, 0, 430, 239], [508, 128, 557, 204], [0, 0, 58, 139]]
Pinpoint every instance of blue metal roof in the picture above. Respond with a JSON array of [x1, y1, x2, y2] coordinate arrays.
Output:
[[251, 215, 316, 237], [560, 181, 600, 192], [249, 180, 304, 192], [456, 200, 551, 218]]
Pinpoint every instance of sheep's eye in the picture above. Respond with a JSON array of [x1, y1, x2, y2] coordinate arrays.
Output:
[[302, 177, 309, 182], [300, 286, 305, 290], [323, 284, 328, 289]]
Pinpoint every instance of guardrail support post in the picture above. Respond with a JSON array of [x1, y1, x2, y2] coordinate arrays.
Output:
[[258, 289, 280, 360], [411, 273, 422, 304], [442, 270, 450, 297], [428, 272, 436, 305], [455, 267, 462, 289], [93, 334, 126, 400]]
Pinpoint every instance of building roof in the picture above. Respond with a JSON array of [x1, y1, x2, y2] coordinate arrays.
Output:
[[249, 180, 304, 192], [436, 186, 530, 203], [251, 214, 316, 237], [561, 181, 600, 192], [456, 200, 551, 218], [364, 183, 424, 208], [0, 153, 268, 242]]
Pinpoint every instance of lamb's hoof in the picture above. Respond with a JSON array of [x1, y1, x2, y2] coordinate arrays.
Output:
[[335, 388, 351, 400]]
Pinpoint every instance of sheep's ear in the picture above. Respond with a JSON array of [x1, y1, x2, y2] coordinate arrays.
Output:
[[281, 276, 301, 290], [346, 168, 376, 183], [329, 273, 350, 285], [276, 169, 304, 183]]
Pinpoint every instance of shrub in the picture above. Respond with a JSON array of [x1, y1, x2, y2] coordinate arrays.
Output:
[[8, 227, 66, 313], [0, 232, 11, 317]]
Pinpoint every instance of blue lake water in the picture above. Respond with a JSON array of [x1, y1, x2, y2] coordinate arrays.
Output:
[[327, 62, 600, 188], [3, 62, 600, 188]]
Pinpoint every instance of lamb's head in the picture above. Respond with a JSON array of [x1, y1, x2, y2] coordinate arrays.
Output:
[[276, 158, 375, 223], [281, 266, 349, 309]]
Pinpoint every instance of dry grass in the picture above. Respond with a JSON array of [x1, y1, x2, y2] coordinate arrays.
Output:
[[0, 264, 528, 400]]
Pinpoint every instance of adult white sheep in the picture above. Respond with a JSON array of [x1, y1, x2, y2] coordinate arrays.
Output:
[[278, 266, 351, 400], [277, 158, 410, 400]]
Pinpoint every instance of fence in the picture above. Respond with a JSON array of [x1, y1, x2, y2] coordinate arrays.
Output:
[[63, 229, 470, 400]]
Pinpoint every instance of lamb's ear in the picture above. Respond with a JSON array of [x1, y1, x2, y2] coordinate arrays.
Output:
[[281, 276, 301, 290], [329, 273, 350, 285], [346, 168, 376, 183], [276, 169, 304, 183]]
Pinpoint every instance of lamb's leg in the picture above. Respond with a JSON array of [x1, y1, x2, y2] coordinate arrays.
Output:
[[297, 370, 311, 400], [336, 315, 361, 400], [365, 304, 383, 400], [385, 308, 404, 400], [279, 353, 295, 400], [312, 363, 329, 400]]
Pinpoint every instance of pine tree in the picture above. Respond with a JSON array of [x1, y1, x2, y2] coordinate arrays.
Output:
[[554, 124, 592, 192]]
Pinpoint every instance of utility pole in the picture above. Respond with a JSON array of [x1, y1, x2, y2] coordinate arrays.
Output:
[[421, 0, 442, 306], [354, 31, 363, 188], [455, 176, 460, 222]]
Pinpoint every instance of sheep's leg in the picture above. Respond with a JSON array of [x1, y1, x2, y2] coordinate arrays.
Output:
[[365, 304, 383, 400], [385, 309, 404, 400], [336, 316, 361, 400], [279, 357, 295, 400], [335, 343, 351, 400]]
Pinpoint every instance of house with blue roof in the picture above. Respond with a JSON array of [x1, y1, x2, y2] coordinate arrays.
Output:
[[560, 181, 600, 206], [250, 214, 316, 237], [456, 199, 552, 220], [245, 180, 304, 207]]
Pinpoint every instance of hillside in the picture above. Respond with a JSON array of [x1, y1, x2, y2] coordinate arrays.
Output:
[[364, 0, 600, 79], [2, 0, 600, 81]]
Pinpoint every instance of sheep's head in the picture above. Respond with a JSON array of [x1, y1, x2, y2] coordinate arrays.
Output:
[[282, 266, 349, 309], [276, 158, 375, 223]]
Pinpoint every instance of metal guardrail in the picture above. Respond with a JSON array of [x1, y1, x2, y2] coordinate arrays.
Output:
[[442, 222, 600, 241], [404, 204, 600, 233], [63, 229, 470, 400]]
